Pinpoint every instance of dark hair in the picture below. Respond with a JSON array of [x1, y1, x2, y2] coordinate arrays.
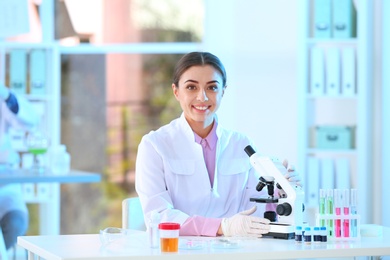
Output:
[[172, 52, 227, 87]]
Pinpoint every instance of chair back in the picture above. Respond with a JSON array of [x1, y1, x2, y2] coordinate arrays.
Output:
[[0, 227, 9, 260], [122, 197, 146, 231]]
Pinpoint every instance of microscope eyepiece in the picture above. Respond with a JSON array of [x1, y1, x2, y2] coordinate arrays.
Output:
[[256, 181, 266, 192], [244, 145, 256, 157]]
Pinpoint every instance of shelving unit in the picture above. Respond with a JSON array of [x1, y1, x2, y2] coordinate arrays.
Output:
[[0, 43, 60, 144], [0, 0, 61, 238], [298, 0, 373, 224], [0, 42, 62, 235]]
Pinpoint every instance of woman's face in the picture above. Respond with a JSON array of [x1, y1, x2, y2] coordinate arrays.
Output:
[[172, 65, 225, 129]]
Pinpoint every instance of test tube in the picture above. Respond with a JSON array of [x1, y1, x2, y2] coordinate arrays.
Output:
[[326, 189, 334, 237], [319, 189, 326, 227], [343, 189, 350, 238], [350, 189, 358, 237], [334, 189, 342, 238]]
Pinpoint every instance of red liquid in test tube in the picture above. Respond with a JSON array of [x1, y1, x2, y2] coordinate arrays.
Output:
[[334, 189, 342, 238], [343, 189, 350, 237]]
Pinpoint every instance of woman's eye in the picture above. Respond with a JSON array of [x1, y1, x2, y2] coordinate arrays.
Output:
[[208, 85, 218, 91], [186, 85, 196, 90]]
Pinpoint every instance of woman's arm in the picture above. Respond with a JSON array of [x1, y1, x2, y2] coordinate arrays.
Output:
[[180, 215, 223, 236], [135, 135, 190, 227]]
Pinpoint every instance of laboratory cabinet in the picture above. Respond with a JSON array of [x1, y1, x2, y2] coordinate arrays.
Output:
[[297, 0, 373, 224]]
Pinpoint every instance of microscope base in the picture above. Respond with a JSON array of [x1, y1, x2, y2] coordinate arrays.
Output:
[[264, 232, 295, 240], [264, 223, 295, 240]]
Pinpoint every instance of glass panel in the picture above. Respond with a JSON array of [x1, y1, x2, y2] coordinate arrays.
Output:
[[58, 0, 204, 44], [60, 53, 182, 232]]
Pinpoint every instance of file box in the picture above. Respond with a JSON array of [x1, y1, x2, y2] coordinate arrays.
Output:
[[315, 126, 353, 149]]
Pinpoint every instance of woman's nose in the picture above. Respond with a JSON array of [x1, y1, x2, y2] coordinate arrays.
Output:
[[196, 89, 208, 102]]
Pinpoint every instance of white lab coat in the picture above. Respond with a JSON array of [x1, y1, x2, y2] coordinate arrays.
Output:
[[0, 93, 39, 220], [135, 113, 267, 226]]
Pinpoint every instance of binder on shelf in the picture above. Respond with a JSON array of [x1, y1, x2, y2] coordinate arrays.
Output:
[[306, 157, 321, 206], [29, 49, 46, 95], [320, 158, 335, 189], [310, 47, 325, 96], [326, 48, 341, 96], [9, 49, 27, 95], [313, 0, 332, 38], [341, 48, 356, 96], [332, 0, 356, 39], [335, 158, 350, 189]]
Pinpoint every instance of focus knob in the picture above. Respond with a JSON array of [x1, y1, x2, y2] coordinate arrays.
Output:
[[276, 203, 292, 216]]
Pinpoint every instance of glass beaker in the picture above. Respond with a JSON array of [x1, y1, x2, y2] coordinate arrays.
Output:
[[26, 131, 49, 173]]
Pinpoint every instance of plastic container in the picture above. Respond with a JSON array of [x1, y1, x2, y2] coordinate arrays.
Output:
[[158, 222, 180, 253], [50, 145, 70, 175], [320, 226, 327, 242], [313, 227, 321, 242], [211, 238, 241, 249], [304, 227, 312, 244]]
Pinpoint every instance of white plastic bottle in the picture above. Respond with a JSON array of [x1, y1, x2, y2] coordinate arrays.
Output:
[[50, 145, 71, 175], [149, 210, 161, 248]]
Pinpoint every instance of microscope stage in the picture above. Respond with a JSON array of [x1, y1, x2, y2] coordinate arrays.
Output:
[[264, 223, 296, 240]]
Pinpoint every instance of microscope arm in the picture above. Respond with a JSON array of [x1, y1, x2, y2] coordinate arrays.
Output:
[[244, 145, 296, 201]]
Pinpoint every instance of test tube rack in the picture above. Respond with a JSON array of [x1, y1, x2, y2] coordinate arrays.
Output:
[[316, 213, 360, 241]]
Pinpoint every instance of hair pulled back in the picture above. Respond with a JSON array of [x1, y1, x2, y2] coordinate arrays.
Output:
[[172, 52, 227, 87]]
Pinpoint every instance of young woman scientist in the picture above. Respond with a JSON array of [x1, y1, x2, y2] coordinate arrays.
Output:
[[135, 52, 300, 237]]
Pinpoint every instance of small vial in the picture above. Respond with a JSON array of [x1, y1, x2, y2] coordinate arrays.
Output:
[[320, 226, 327, 242], [304, 227, 312, 244], [148, 210, 161, 248], [295, 226, 302, 242], [313, 227, 321, 242]]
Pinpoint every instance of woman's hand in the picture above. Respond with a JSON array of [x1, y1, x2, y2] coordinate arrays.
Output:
[[282, 159, 302, 187], [219, 206, 270, 237]]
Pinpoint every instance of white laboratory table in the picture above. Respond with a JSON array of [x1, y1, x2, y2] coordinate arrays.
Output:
[[18, 228, 390, 260], [0, 168, 101, 235]]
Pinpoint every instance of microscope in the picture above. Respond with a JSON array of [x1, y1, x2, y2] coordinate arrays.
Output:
[[244, 145, 305, 239]]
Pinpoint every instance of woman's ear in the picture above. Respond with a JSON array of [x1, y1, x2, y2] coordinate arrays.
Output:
[[222, 85, 227, 96], [172, 84, 179, 99]]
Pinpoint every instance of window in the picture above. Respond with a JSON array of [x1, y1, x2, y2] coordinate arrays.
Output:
[[59, 0, 204, 44], [58, 0, 204, 232]]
